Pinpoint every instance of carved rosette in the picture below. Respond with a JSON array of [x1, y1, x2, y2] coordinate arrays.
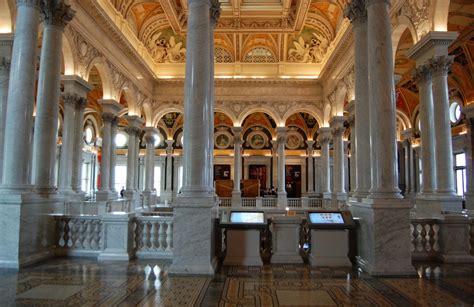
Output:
[[210, 0, 221, 27], [413, 64, 432, 84], [102, 112, 115, 124], [17, 0, 41, 9], [344, 0, 367, 25], [41, 0, 75, 29], [429, 56, 453, 77]]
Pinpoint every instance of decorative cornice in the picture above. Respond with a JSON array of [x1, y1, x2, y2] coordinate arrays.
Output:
[[41, 1, 75, 29]]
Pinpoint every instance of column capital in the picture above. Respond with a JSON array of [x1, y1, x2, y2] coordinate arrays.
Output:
[[62, 75, 93, 97], [63, 93, 86, 107], [401, 128, 414, 141], [344, 0, 367, 25], [429, 55, 453, 77], [413, 64, 432, 83], [408, 31, 458, 65], [17, 0, 41, 9], [125, 126, 141, 137], [306, 140, 315, 155], [210, 0, 221, 26], [99, 99, 123, 116], [276, 127, 287, 145], [102, 112, 115, 124], [329, 115, 346, 129], [231, 126, 243, 136], [317, 127, 332, 145], [125, 114, 145, 129], [41, 0, 75, 29], [165, 139, 174, 154], [111, 116, 119, 128]]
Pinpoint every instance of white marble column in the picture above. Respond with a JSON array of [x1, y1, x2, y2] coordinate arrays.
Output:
[[161, 139, 174, 202], [367, 0, 401, 199], [170, 0, 220, 276], [413, 65, 437, 195], [231, 127, 243, 206], [143, 128, 157, 192], [71, 99, 87, 193], [124, 115, 143, 197], [345, 1, 371, 198], [318, 127, 332, 199], [276, 127, 287, 207], [96, 100, 122, 201], [58, 95, 78, 192], [430, 56, 457, 197], [306, 140, 315, 196], [401, 129, 414, 198], [32, 0, 74, 194], [134, 131, 141, 191], [271, 140, 278, 188], [345, 101, 356, 195], [0, 35, 13, 183], [463, 104, 474, 210], [109, 117, 119, 193], [330, 116, 347, 202], [0, 0, 41, 192]]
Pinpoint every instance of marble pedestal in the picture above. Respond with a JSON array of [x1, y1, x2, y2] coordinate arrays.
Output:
[[224, 229, 263, 266], [231, 191, 242, 206], [123, 190, 142, 210], [96, 190, 118, 201], [160, 190, 173, 203], [271, 216, 303, 264], [348, 198, 416, 276], [98, 212, 135, 261], [309, 229, 351, 267], [168, 197, 218, 275], [437, 214, 474, 263], [142, 191, 157, 211], [277, 192, 287, 207], [0, 193, 64, 268], [415, 195, 463, 218]]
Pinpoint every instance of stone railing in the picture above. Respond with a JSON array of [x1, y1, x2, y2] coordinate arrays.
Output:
[[262, 197, 277, 208], [307, 198, 323, 208], [63, 199, 133, 215], [106, 199, 132, 213], [287, 198, 301, 208], [410, 219, 439, 260], [135, 215, 173, 259], [242, 197, 256, 207], [220, 197, 232, 207], [219, 197, 324, 209], [54, 215, 103, 257]]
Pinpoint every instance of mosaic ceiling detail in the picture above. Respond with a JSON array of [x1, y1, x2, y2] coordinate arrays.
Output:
[[109, 0, 346, 64]]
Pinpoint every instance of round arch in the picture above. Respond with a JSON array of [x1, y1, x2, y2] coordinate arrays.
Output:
[[281, 108, 323, 129], [392, 16, 418, 65], [152, 105, 184, 127], [214, 107, 237, 126], [0, 0, 13, 33], [62, 33, 76, 75], [322, 103, 332, 127], [141, 100, 153, 126], [237, 107, 281, 127], [118, 86, 138, 116], [333, 83, 347, 117], [86, 58, 113, 100], [431, 0, 450, 31]]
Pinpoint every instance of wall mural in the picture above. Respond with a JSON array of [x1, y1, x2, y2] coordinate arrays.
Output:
[[288, 28, 330, 63], [146, 28, 186, 63]]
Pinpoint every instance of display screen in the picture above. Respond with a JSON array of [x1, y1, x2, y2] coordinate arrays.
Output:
[[230, 212, 265, 224], [309, 212, 345, 224]]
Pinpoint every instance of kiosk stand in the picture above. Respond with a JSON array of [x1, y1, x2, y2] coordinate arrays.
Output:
[[220, 211, 267, 266], [308, 211, 355, 267]]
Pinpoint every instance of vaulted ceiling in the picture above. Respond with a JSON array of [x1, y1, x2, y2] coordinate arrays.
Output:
[[110, 0, 347, 65]]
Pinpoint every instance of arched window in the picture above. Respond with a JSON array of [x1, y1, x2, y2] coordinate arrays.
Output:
[[243, 47, 277, 63], [215, 47, 233, 63], [449, 101, 462, 124]]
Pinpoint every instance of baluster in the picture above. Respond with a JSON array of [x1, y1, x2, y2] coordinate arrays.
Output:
[[426, 223, 434, 253], [84, 220, 92, 250], [410, 223, 415, 252], [78, 219, 86, 249], [57, 218, 66, 248], [433, 224, 440, 252], [149, 221, 157, 250], [68, 219, 76, 248], [420, 223, 427, 253], [159, 221, 166, 251], [415, 224, 423, 252], [166, 221, 173, 251], [142, 221, 149, 250]]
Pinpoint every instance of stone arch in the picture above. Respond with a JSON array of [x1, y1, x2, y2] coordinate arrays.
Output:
[[0, 0, 13, 33], [152, 105, 184, 127], [214, 107, 237, 126], [86, 58, 113, 100], [62, 33, 76, 75], [332, 83, 347, 117], [281, 108, 323, 129], [396, 109, 412, 130], [141, 100, 153, 126], [236, 107, 281, 127], [392, 16, 418, 65], [119, 86, 138, 116], [431, 0, 450, 31], [323, 103, 332, 127]]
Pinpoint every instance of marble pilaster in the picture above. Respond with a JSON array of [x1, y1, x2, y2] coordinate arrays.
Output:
[[345, 101, 356, 196], [58, 94, 77, 193], [318, 127, 332, 199], [463, 104, 474, 210], [306, 140, 316, 196], [330, 116, 347, 203], [231, 127, 243, 206], [0, 0, 41, 192], [170, 0, 220, 275], [276, 127, 287, 207], [96, 100, 122, 201], [0, 34, 13, 183]]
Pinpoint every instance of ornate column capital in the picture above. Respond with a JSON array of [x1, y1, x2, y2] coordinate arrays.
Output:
[[344, 0, 367, 25], [306, 140, 315, 155], [165, 139, 174, 155], [366, 0, 390, 7], [63, 93, 85, 107], [210, 0, 221, 26], [413, 64, 432, 83], [102, 112, 115, 124], [111, 116, 119, 128], [317, 127, 332, 145], [41, 0, 75, 29], [429, 55, 453, 77], [276, 127, 287, 145], [17, 0, 41, 9], [144, 134, 155, 145]]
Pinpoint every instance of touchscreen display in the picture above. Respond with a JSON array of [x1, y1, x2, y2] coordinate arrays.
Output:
[[309, 212, 345, 224], [230, 212, 265, 224]]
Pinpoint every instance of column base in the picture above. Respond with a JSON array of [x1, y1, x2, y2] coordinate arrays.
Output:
[[169, 196, 218, 275], [277, 191, 287, 208], [231, 191, 242, 207], [0, 192, 62, 268], [271, 216, 303, 264], [96, 190, 118, 201], [123, 190, 143, 210], [0, 184, 33, 194], [347, 198, 416, 276], [59, 190, 86, 202]]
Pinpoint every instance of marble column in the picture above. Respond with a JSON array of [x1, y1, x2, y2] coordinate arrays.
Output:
[[71, 98, 87, 194], [58, 95, 78, 193], [345, 1, 371, 198], [276, 127, 287, 207], [123, 115, 143, 200], [306, 140, 315, 196], [413, 65, 437, 195], [231, 127, 243, 206], [348, 0, 414, 276], [134, 131, 141, 191], [143, 127, 158, 209], [430, 56, 457, 197], [345, 101, 356, 195], [401, 129, 414, 198], [463, 104, 474, 210], [109, 117, 119, 193], [318, 127, 332, 199], [0, 34, 13, 183], [161, 139, 174, 203], [330, 116, 347, 202], [0, 0, 41, 192], [32, 0, 74, 193], [170, 0, 221, 275], [96, 100, 122, 201], [271, 140, 278, 188]]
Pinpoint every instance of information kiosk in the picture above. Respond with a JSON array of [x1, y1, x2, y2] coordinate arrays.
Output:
[[307, 211, 355, 267], [220, 211, 267, 266]]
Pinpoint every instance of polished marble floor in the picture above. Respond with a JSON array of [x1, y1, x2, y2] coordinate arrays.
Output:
[[0, 258, 473, 306]]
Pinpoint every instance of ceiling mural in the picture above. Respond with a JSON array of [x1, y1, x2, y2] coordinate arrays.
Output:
[[108, 0, 345, 65]]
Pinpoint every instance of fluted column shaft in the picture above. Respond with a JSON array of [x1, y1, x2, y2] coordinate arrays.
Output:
[[330, 117, 347, 197], [306, 140, 315, 194], [71, 99, 86, 192], [430, 56, 456, 195], [1, 1, 41, 190], [367, 0, 401, 198], [125, 127, 137, 191], [180, 0, 214, 198], [144, 133, 155, 191], [414, 65, 437, 194], [345, 0, 371, 197], [109, 117, 118, 192], [59, 97, 78, 191], [0, 36, 13, 183], [165, 140, 174, 191], [100, 113, 113, 191], [318, 128, 332, 196]]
